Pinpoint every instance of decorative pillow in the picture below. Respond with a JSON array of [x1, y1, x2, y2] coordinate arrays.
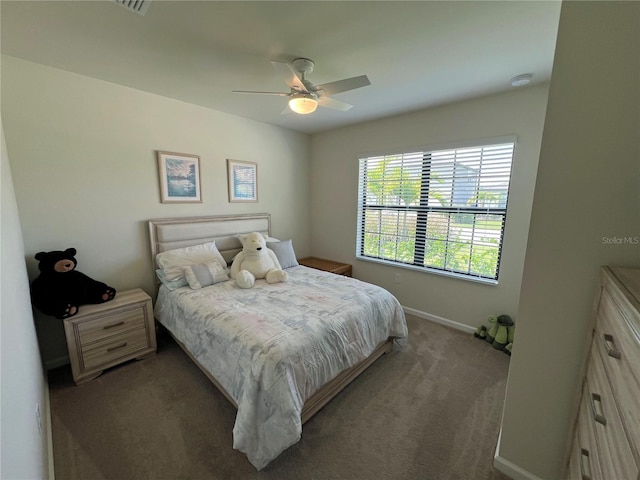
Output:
[[266, 239, 299, 269], [156, 241, 227, 282], [156, 269, 188, 290], [181, 262, 229, 290]]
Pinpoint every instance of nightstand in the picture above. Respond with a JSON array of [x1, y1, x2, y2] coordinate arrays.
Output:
[[63, 288, 156, 385], [297, 257, 352, 277]]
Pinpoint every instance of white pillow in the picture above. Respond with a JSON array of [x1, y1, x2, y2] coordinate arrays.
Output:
[[267, 239, 299, 269], [181, 262, 229, 289], [155, 269, 188, 290], [156, 241, 227, 282]]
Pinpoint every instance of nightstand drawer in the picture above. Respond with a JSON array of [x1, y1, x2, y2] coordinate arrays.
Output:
[[81, 328, 150, 370], [77, 308, 146, 345]]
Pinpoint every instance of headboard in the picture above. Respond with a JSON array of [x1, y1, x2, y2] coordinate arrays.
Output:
[[148, 213, 271, 268]]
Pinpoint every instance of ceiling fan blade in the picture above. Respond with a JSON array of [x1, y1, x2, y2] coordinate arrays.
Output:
[[270, 61, 309, 93], [317, 96, 353, 112], [232, 90, 290, 96], [314, 75, 371, 96]]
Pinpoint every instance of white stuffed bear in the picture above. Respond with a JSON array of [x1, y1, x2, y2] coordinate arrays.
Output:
[[230, 232, 288, 289]]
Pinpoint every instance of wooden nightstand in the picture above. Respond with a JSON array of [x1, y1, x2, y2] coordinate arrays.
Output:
[[297, 257, 352, 277], [63, 288, 156, 385]]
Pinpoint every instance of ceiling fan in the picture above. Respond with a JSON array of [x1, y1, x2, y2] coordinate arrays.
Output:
[[233, 58, 371, 115]]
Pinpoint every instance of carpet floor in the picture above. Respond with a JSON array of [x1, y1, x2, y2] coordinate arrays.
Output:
[[49, 314, 511, 480]]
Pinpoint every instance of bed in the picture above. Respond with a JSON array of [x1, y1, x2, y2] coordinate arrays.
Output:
[[148, 213, 408, 469]]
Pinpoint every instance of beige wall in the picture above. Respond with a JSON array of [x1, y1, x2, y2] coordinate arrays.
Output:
[[498, 2, 640, 479], [7, 5, 637, 478], [1, 55, 311, 366], [1, 120, 50, 479], [310, 85, 549, 329]]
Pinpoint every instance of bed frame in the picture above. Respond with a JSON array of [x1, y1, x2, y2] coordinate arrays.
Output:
[[148, 213, 393, 424]]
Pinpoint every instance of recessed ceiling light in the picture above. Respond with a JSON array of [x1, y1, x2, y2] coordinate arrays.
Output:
[[511, 74, 532, 87]]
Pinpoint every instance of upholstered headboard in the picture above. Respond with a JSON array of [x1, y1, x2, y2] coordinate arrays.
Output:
[[148, 213, 271, 268]]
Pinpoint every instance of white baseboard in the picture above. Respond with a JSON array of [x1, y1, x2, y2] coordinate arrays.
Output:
[[494, 429, 544, 480], [44, 375, 55, 480], [494, 455, 545, 480], [402, 306, 477, 334]]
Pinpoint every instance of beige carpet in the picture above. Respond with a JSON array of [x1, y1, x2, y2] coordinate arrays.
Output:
[[49, 314, 511, 480]]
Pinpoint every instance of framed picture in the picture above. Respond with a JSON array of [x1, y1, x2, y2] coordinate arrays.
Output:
[[227, 159, 258, 203], [157, 151, 202, 203]]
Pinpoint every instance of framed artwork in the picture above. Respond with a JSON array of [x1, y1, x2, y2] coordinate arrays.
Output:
[[227, 159, 258, 203], [157, 151, 202, 203]]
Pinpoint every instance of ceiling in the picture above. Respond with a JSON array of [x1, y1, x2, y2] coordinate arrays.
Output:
[[0, 0, 561, 134]]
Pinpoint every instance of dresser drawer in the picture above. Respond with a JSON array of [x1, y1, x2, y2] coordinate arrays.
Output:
[[565, 268, 640, 480], [77, 307, 146, 345], [586, 341, 638, 480], [81, 328, 151, 370], [595, 285, 640, 460], [567, 382, 604, 480]]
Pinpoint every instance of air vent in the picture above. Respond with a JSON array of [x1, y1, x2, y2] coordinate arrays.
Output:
[[113, 0, 151, 16]]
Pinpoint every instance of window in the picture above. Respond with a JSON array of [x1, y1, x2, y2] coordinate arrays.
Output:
[[356, 139, 515, 283]]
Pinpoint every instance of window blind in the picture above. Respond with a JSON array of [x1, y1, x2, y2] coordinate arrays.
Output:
[[356, 141, 515, 281]]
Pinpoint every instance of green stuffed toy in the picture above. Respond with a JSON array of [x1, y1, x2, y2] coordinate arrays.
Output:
[[473, 315, 494, 340], [474, 314, 515, 355], [490, 314, 514, 351]]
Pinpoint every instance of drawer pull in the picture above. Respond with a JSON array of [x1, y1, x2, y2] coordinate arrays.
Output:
[[590, 393, 607, 425], [103, 321, 125, 330], [580, 449, 592, 480], [602, 334, 621, 359], [106, 342, 127, 352]]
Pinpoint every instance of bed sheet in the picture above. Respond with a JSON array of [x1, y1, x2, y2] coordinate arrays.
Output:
[[154, 265, 408, 469]]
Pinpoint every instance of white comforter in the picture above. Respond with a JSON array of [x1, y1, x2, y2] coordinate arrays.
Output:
[[154, 265, 408, 469]]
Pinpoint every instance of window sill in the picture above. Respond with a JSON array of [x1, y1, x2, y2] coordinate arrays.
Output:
[[356, 255, 499, 285]]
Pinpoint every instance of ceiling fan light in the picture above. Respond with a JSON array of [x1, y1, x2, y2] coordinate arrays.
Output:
[[289, 94, 318, 114]]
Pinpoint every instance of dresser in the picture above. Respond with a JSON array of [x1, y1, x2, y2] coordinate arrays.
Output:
[[297, 257, 352, 277], [565, 267, 640, 480], [63, 288, 156, 384]]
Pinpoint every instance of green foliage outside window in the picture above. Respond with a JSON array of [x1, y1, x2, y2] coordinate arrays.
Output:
[[358, 143, 513, 281], [362, 212, 501, 279]]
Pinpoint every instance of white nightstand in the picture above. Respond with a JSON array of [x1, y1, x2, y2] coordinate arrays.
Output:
[[62, 288, 156, 384]]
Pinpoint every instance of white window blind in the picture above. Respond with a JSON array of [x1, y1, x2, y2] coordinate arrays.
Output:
[[356, 141, 515, 282]]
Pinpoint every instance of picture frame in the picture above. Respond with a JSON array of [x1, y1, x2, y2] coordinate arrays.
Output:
[[157, 151, 202, 203], [227, 159, 258, 203]]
